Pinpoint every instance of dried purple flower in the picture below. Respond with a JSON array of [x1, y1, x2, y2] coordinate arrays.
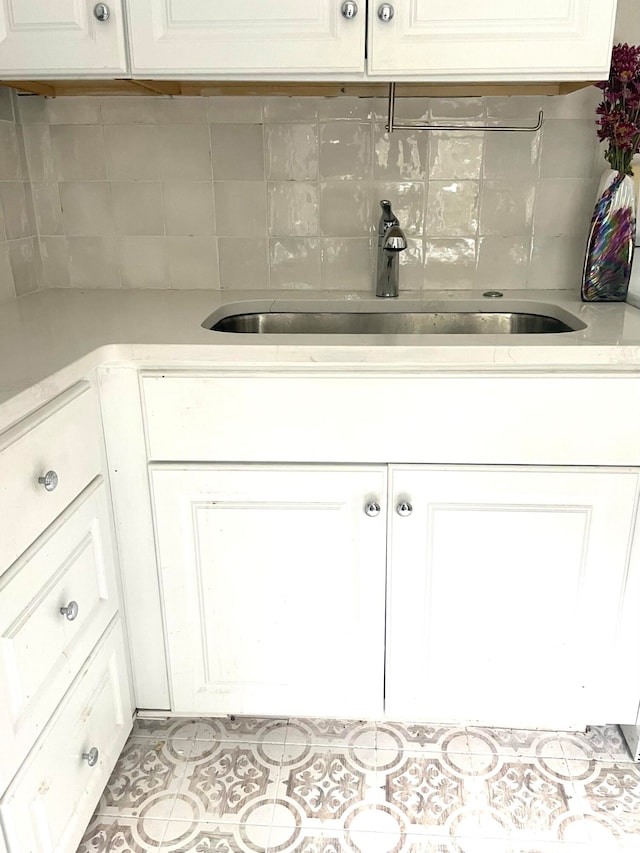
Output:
[[595, 43, 640, 174]]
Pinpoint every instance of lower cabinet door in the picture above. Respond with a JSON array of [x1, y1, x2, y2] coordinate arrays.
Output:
[[151, 465, 387, 718], [385, 466, 640, 729], [0, 619, 133, 853]]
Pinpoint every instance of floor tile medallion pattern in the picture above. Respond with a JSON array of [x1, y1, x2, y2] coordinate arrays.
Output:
[[77, 719, 640, 853]]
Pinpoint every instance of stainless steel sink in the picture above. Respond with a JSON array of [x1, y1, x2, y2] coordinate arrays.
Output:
[[206, 310, 584, 335]]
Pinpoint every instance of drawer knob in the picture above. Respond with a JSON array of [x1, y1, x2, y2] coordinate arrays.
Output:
[[60, 600, 79, 621], [82, 747, 99, 767], [94, 3, 110, 21], [378, 3, 394, 22], [38, 470, 59, 492], [397, 501, 413, 516], [341, 1, 358, 18], [364, 501, 381, 517]]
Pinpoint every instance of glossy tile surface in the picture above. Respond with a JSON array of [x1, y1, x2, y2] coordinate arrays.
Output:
[[10, 90, 606, 294], [77, 718, 638, 852]]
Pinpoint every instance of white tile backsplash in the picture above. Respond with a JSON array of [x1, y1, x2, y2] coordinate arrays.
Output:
[[0, 88, 609, 294]]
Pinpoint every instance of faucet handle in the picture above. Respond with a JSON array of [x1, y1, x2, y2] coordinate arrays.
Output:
[[379, 199, 399, 235]]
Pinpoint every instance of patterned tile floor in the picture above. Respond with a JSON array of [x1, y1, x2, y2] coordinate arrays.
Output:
[[77, 717, 640, 853]]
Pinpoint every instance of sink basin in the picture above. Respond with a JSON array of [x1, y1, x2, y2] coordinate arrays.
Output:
[[206, 308, 585, 335]]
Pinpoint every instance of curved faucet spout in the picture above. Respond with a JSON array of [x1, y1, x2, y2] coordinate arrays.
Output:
[[376, 201, 407, 297]]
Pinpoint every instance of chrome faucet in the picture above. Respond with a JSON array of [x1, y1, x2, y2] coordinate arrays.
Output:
[[376, 200, 407, 297]]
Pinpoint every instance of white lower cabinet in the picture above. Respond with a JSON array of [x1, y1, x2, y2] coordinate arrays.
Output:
[[150, 462, 640, 729], [385, 466, 640, 729], [0, 619, 133, 853], [151, 465, 387, 718], [0, 479, 120, 792]]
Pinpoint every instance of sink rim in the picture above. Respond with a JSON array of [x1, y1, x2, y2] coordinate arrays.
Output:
[[202, 298, 588, 336]]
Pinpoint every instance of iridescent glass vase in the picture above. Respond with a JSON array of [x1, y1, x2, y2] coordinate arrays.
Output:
[[581, 169, 636, 302]]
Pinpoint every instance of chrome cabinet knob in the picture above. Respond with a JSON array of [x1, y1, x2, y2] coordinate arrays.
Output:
[[60, 600, 79, 621], [94, 3, 110, 21], [341, 1, 358, 18], [364, 501, 381, 517], [397, 501, 413, 517], [82, 747, 99, 766], [38, 470, 58, 492], [378, 3, 394, 21]]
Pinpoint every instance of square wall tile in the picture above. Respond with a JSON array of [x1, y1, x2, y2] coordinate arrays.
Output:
[[479, 180, 535, 236], [31, 183, 64, 236], [0, 86, 14, 122], [533, 179, 598, 237], [21, 124, 55, 182], [320, 181, 373, 237], [425, 181, 480, 238], [9, 237, 42, 295], [319, 123, 372, 180], [214, 181, 266, 237], [320, 238, 373, 290], [111, 182, 164, 236], [262, 97, 319, 123], [157, 125, 212, 180], [483, 131, 541, 180], [529, 235, 586, 290], [218, 237, 269, 289], [540, 120, 600, 179], [46, 97, 100, 124], [154, 97, 208, 124], [424, 238, 477, 289], [318, 98, 374, 121], [0, 122, 22, 180], [118, 236, 169, 288], [268, 182, 319, 237], [167, 236, 219, 289], [476, 236, 531, 289], [428, 131, 484, 180], [269, 238, 321, 290], [39, 235, 70, 287], [99, 96, 156, 124], [67, 236, 119, 288], [0, 243, 15, 301], [163, 182, 215, 236], [59, 182, 113, 236], [104, 125, 159, 180], [0, 181, 31, 239], [50, 125, 106, 180], [374, 126, 428, 181], [266, 124, 318, 181], [211, 123, 264, 180], [208, 97, 263, 124]]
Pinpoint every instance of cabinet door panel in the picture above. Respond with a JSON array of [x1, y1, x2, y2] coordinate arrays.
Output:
[[0, 480, 119, 792], [0, 0, 128, 77], [128, 1, 365, 76], [151, 465, 386, 718], [368, 0, 616, 79], [386, 466, 640, 729]]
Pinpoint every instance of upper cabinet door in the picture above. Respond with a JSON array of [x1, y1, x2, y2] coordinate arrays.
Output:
[[0, 0, 129, 77], [367, 0, 617, 80], [127, 0, 365, 77]]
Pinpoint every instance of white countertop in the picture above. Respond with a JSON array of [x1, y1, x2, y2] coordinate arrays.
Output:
[[2, 287, 640, 430]]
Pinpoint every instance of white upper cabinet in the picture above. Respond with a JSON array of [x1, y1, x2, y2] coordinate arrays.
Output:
[[127, 0, 616, 80], [127, 0, 365, 78], [0, 0, 128, 77], [0, 0, 617, 80], [367, 0, 617, 80]]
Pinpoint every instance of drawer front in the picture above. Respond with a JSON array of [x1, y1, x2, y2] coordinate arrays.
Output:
[[0, 479, 119, 792], [0, 382, 102, 571], [0, 620, 133, 853], [141, 371, 640, 466]]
